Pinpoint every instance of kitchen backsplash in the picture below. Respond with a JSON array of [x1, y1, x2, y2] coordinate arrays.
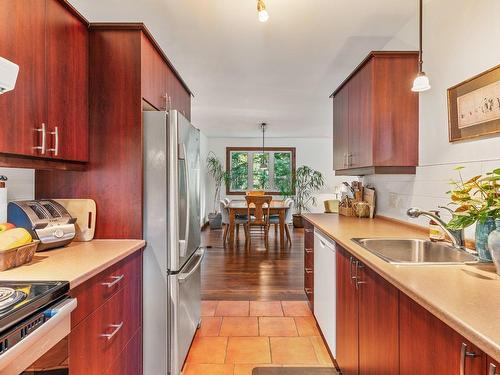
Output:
[[0, 168, 35, 201], [363, 158, 500, 239]]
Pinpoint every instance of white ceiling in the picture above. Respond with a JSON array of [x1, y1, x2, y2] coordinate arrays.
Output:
[[69, 0, 418, 138]]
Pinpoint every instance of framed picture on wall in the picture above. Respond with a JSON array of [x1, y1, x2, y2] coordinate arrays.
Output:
[[447, 64, 500, 142]]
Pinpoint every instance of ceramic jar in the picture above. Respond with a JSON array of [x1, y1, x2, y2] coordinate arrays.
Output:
[[487, 218, 500, 275], [475, 217, 496, 262]]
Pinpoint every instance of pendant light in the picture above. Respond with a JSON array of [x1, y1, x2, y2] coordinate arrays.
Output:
[[260, 123, 268, 170], [411, 0, 431, 92], [257, 0, 269, 22]]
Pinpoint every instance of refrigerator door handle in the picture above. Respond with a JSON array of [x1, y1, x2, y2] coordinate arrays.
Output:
[[179, 142, 190, 257], [178, 248, 205, 283]]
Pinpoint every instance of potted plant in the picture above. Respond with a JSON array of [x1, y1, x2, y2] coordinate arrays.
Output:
[[206, 152, 230, 230], [291, 165, 325, 228], [446, 167, 500, 261]]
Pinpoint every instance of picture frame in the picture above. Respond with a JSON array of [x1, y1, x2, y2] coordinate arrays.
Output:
[[447, 64, 500, 142]]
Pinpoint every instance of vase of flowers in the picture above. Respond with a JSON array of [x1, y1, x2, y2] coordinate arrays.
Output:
[[446, 167, 500, 261]]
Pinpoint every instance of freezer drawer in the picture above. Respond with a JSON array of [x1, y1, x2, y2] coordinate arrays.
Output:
[[169, 248, 204, 375]]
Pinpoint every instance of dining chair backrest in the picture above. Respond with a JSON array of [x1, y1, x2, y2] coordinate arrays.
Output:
[[246, 191, 265, 196], [220, 200, 229, 224], [285, 201, 294, 223], [224, 197, 230, 204], [245, 195, 272, 225]]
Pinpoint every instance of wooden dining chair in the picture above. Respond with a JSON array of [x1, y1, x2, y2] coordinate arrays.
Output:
[[244, 195, 272, 250], [246, 191, 265, 196]]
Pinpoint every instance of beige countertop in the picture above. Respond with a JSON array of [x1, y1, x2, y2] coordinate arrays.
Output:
[[0, 240, 145, 289], [303, 213, 500, 362]]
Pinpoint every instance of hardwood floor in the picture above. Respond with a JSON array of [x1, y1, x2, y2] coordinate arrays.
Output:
[[201, 225, 306, 301]]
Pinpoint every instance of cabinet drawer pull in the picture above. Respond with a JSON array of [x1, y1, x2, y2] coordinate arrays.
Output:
[[101, 322, 123, 340], [34, 123, 46, 154], [460, 343, 478, 375], [101, 274, 124, 288], [490, 363, 498, 375], [349, 256, 356, 285], [305, 288, 313, 295], [47, 126, 59, 156], [305, 248, 313, 254], [305, 229, 313, 233], [305, 268, 313, 274]]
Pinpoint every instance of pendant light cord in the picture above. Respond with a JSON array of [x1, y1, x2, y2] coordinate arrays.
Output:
[[418, 0, 423, 73]]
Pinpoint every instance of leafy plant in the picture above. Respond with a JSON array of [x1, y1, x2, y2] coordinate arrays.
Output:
[[292, 165, 325, 215], [446, 167, 500, 230], [206, 152, 230, 213]]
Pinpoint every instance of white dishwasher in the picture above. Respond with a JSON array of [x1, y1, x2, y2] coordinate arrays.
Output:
[[313, 229, 336, 357]]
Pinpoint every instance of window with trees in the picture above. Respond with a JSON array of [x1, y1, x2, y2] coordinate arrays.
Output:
[[226, 147, 296, 195]]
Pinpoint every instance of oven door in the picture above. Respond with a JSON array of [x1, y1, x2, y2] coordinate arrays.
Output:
[[0, 298, 76, 375]]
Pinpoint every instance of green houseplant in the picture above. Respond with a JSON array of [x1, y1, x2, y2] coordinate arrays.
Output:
[[446, 167, 500, 261], [206, 152, 230, 229], [291, 165, 325, 228]]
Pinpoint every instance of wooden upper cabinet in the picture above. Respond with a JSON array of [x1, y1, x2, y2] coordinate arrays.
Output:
[[140, 29, 192, 119], [46, 0, 89, 162], [141, 33, 167, 111], [332, 84, 349, 170], [0, 0, 89, 163], [400, 292, 486, 375], [0, 0, 47, 157], [331, 51, 419, 175]]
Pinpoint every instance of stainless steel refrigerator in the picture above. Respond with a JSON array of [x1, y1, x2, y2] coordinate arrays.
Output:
[[143, 110, 204, 375]]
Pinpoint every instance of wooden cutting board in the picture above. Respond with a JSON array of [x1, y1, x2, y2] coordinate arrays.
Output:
[[363, 188, 376, 218], [54, 199, 96, 241]]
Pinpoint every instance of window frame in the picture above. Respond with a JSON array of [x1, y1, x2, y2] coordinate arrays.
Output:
[[225, 147, 296, 195]]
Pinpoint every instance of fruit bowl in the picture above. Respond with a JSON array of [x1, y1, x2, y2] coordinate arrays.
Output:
[[0, 240, 40, 271]]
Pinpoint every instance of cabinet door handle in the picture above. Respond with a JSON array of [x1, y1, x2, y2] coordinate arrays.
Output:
[[349, 256, 356, 285], [47, 126, 59, 156], [305, 288, 313, 295], [101, 274, 124, 288], [305, 268, 313, 274], [305, 248, 313, 254], [460, 343, 478, 375], [354, 262, 366, 290], [490, 363, 498, 375], [34, 123, 46, 154], [304, 228, 313, 233], [101, 322, 123, 340], [347, 153, 353, 167], [343, 153, 347, 168]]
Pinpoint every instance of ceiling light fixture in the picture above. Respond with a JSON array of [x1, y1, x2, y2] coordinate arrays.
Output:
[[257, 0, 269, 22], [411, 0, 431, 92], [260, 123, 268, 170]]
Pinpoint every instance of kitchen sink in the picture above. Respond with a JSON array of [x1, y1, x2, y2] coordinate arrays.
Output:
[[351, 238, 478, 265]]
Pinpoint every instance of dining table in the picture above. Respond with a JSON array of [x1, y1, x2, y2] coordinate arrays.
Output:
[[227, 199, 289, 249]]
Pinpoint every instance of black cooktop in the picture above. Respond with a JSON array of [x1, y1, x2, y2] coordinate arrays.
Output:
[[0, 281, 69, 333]]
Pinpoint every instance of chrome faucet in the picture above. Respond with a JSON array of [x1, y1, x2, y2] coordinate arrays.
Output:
[[406, 207, 465, 248]]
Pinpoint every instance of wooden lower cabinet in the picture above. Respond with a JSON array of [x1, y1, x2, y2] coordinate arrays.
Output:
[[69, 251, 143, 374], [399, 292, 486, 375], [489, 357, 500, 375], [357, 263, 399, 375], [336, 245, 399, 375], [336, 246, 359, 375], [304, 221, 314, 310]]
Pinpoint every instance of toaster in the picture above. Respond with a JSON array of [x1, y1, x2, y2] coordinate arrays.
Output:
[[7, 200, 77, 251]]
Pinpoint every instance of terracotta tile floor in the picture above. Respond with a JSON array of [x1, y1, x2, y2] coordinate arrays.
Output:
[[184, 301, 334, 375]]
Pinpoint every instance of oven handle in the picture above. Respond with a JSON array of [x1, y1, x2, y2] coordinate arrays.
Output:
[[0, 298, 77, 375]]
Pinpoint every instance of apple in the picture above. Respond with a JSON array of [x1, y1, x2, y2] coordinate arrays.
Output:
[[0, 223, 15, 233]]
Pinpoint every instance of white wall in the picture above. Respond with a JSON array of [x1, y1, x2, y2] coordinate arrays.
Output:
[[364, 0, 500, 237], [202, 137, 355, 221], [0, 168, 35, 202]]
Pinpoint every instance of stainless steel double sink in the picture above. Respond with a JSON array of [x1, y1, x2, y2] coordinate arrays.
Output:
[[351, 238, 478, 265]]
